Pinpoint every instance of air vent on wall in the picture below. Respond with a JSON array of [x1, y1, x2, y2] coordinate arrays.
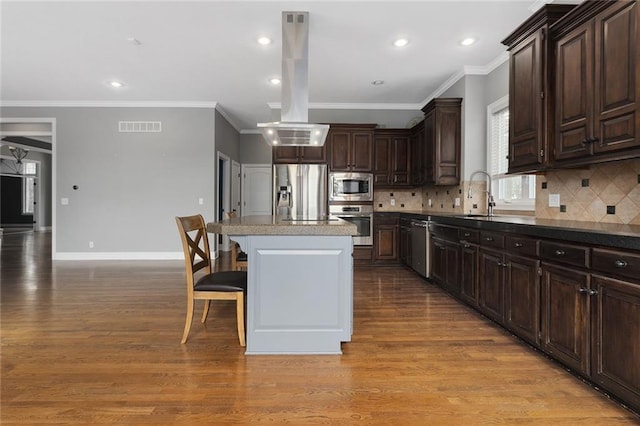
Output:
[[118, 121, 162, 133]]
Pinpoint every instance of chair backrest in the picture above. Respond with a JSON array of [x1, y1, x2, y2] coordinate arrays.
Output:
[[176, 215, 212, 288]]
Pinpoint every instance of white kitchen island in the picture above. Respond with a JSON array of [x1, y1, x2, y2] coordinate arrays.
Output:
[[207, 216, 357, 355]]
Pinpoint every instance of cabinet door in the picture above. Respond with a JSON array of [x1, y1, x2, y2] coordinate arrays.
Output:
[[391, 136, 410, 185], [399, 223, 411, 266], [434, 105, 461, 185], [374, 224, 398, 261], [373, 135, 391, 185], [505, 255, 540, 346], [541, 263, 590, 375], [329, 131, 351, 171], [509, 29, 545, 171], [591, 274, 640, 413], [460, 242, 479, 307], [410, 123, 425, 185], [273, 146, 300, 163], [555, 21, 594, 161], [444, 242, 460, 296], [424, 110, 435, 184], [431, 238, 446, 285], [351, 132, 373, 172], [593, 0, 638, 155], [300, 146, 326, 163], [479, 248, 505, 323]]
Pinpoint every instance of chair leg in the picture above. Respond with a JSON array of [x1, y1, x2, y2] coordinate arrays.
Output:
[[201, 300, 210, 323], [236, 292, 246, 347], [181, 297, 195, 344]]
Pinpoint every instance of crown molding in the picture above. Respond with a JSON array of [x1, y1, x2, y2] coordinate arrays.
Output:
[[0, 100, 218, 108], [266, 101, 422, 111]]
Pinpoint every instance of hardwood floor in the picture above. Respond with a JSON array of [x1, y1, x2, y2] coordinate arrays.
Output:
[[1, 232, 638, 424]]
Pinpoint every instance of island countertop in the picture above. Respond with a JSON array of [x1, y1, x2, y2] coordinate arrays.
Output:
[[207, 215, 358, 236]]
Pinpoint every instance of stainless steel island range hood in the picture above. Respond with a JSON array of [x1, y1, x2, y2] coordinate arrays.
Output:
[[258, 11, 329, 147]]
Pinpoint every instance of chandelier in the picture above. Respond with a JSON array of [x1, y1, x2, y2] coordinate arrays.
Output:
[[2, 146, 30, 174]]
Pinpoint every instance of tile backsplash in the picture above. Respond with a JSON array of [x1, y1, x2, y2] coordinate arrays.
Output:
[[536, 158, 640, 224]]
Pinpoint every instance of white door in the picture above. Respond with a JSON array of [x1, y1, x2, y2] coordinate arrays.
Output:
[[241, 164, 272, 216], [231, 161, 241, 216]]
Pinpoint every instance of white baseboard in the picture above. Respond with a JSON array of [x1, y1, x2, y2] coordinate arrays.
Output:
[[53, 252, 184, 261]]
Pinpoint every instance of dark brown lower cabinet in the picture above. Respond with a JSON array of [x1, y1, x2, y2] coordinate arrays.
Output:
[[431, 237, 460, 296], [459, 242, 479, 307], [591, 274, 640, 411], [478, 248, 505, 324], [373, 216, 398, 262], [541, 263, 590, 375], [504, 255, 540, 346]]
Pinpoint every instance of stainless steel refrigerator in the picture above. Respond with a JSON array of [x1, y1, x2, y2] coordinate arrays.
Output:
[[273, 164, 328, 219]]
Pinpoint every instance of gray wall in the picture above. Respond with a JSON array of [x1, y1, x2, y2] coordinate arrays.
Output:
[[440, 61, 509, 180], [240, 133, 272, 164], [2, 106, 216, 256], [215, 110, 240, 161]]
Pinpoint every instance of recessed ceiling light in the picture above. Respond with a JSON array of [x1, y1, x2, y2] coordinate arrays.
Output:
[[371, 80, 385, 86], [269, 78, 281, 85], [393, 38, 409, 48], [460, 37, 476, 46], [258, 36, 272, 45], [109, 81, 124, 88]]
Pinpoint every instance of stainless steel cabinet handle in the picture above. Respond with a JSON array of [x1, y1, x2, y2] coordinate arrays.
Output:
[[463, 244, 471, 248], [514, 242, 523, 248], [614, 260, 628, 268], [588, 289, 599, 296], [555, 249, 565, 256], [485, 237, 494, 242], [463, 232, 471, 237], [579, 287, 589, 293]]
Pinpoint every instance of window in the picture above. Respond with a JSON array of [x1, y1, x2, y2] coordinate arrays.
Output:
[[22, 162, 36, 215], [487, 96, 535, 210]]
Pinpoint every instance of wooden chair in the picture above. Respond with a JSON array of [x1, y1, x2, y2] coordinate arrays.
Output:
[[226, 211, 248, 271], [175, 214, 247, 346]]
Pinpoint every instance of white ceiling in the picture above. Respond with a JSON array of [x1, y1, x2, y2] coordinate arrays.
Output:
[[1, 1, 574, 132]]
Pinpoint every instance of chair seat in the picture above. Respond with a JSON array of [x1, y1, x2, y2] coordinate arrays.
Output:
[[194, 271, 247, 292], [237, 251, 248, 262]]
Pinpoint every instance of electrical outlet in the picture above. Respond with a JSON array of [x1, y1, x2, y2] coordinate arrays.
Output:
[[428, 199, 432, 207], [454, 197, 460, 207], [390, 199, 396, 206], [89, 241, 94, 249], [61, 198, 69, 205], [549, 193, 560, 208], [198, 198, 204, 205]]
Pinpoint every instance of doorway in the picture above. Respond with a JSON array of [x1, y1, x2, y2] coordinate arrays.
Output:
[[216, 152, 231, 255]]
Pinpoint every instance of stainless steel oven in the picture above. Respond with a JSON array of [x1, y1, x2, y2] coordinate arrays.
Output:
[[328, 172, 373, 202], [329, 204, 373, 246]]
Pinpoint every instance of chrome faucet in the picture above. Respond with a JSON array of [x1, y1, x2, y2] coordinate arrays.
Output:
[[468, 170, 495, 217]]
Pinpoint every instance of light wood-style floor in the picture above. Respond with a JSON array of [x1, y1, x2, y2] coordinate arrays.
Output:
[[1, 231, 638, 424]]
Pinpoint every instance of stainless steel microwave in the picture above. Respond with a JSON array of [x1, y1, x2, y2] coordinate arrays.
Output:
[[328, 172, 373, 202]]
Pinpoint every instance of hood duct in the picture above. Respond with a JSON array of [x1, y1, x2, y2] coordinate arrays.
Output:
[[258, 11, 329, 146]]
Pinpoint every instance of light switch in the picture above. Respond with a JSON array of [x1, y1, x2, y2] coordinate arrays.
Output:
[[61, 198, 69, 205], [549, 193, 560, 207], [198, 198, 204, 205], [454, 197, 461, 207]]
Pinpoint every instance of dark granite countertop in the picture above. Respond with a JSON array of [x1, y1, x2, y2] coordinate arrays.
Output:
[[376, 210, 640, 251]]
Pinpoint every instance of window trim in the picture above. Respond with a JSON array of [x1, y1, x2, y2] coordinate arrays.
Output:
[[21, 161, 37, 215], [486, 95, 535, 211]]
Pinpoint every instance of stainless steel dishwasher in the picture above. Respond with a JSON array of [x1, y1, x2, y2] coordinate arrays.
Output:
[[410, 219, 430, 278]]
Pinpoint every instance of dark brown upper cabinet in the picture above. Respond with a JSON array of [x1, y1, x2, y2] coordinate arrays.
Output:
[[421, 98, 462, 186], [373, 129, 411, 187], [410, 121, 426, 186], [272, 145, 326, 164], [502, 4, 575, 173], [327, 124, 375, 172], [552, 0, 639, 166]]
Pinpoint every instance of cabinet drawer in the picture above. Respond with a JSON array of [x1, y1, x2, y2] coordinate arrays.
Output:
[[592, 248, 640, 282], [459, 228, 479, 244], [505, 236, 538, 257], [480, 231, 505, 249], [540, 241, 589, 269], [429, 223, 458, 241]]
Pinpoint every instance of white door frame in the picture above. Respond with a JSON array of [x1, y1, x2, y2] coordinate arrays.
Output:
[[216, 151, 231, 254], [0, 117, 55, 252]]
